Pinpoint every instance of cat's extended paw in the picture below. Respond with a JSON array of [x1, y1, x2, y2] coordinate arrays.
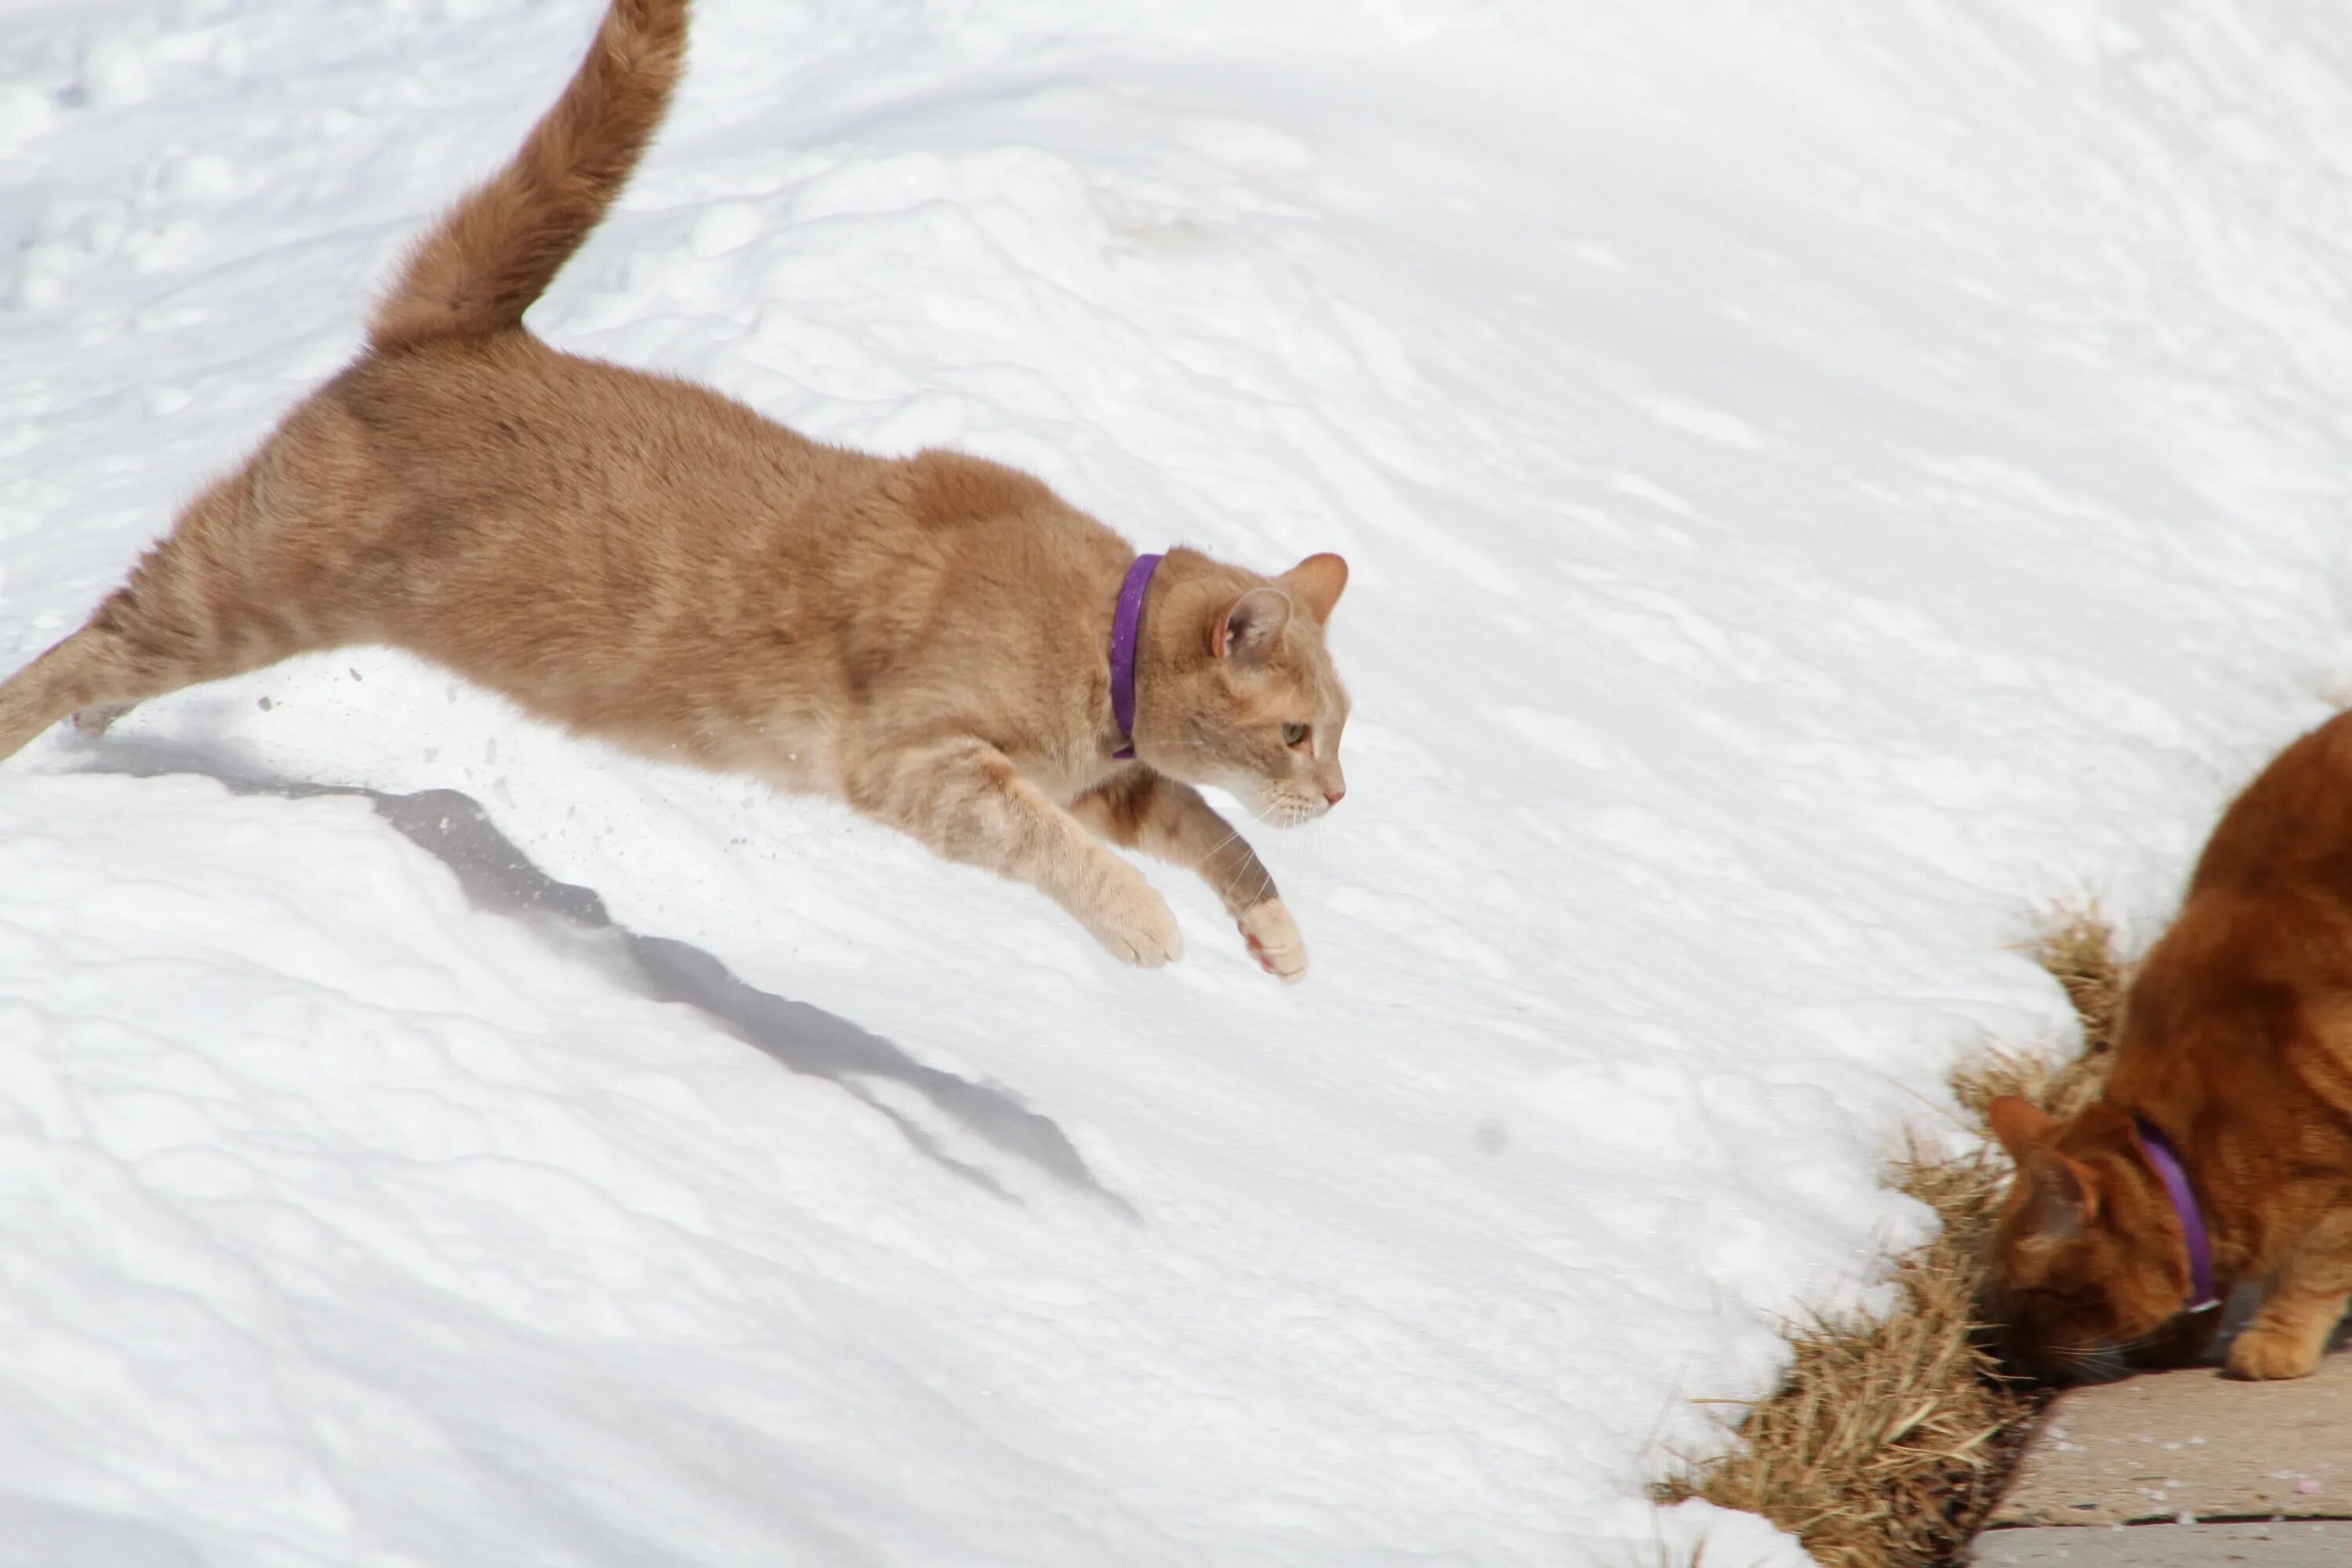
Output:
[[1083, 873, 1183, 968], [2227, 1323, 2325, 1381], [1237, 898, 1308, 983]]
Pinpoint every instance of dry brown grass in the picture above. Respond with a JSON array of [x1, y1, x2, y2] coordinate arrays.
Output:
[[1651, 901, 2133, 1567]]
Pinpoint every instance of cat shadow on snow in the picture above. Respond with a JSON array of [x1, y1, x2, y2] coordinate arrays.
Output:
[[76, 731, 1136, 1220]]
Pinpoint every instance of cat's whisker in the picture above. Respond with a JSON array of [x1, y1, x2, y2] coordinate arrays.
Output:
[[1202, 825, 1247, 858]]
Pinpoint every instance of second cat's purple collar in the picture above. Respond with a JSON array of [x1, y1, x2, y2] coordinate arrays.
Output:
[[2135, 1117, 2220, 1314], [1109, 552, 1163, 760]]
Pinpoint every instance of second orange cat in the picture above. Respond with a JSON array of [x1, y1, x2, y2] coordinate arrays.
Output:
[[1989, 711, 2352, 1379]]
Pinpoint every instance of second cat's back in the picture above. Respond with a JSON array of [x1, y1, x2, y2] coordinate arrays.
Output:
[[2187, 714, 2352, 896], [2108, 710, 2352, 1131]]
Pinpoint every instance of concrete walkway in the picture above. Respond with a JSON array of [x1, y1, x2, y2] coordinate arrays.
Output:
[[1967, 1344, 2352, 1566], [1973, 1521, 2347, 1566]]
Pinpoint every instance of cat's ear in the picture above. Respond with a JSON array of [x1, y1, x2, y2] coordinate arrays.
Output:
[[1280, 554, 1348, 625], [1214, 589, 1291, 662], [1991, 1096, 2102, 1240], [2016, 1145, 2101, 1240], [1987, 1095, 2060, 1160]]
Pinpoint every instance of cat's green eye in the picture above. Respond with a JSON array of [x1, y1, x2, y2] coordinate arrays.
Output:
[[1281, 722, 1310, 748]]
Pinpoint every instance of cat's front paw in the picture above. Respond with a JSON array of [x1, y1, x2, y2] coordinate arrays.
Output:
[[1083, 872, 1183, 968], [2227, 1323, 2325, 1381], [1237, 898, 1308, 983]]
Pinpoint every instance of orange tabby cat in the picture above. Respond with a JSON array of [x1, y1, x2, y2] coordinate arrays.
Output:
[[0, 0, 1353, 980], [1988, 712, 2352, 1380]]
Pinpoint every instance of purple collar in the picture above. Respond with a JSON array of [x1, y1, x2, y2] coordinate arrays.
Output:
[[1109, 553, 1163, 760], [2135, 1118, 2220, 1314]]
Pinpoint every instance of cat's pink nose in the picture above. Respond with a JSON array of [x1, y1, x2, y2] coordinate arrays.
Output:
[[1325, 786, 1346, 806]]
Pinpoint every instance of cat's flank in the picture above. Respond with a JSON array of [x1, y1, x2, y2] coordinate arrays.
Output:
[[1988, 712, 2352, 1381], [0, 0, 1353, 980]]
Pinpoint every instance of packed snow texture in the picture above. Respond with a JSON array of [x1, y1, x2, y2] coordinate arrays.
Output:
[[6, 1, 2352, 1563]]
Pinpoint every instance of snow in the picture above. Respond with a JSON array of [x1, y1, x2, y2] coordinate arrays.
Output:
[[5, 1, 2352, 1563]]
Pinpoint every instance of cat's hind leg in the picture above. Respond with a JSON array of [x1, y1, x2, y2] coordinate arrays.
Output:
[[0, 610, 245, 764], [0, 470, 328, 765], [844, 736, 1183, 967], [0, 629, 136, 761]]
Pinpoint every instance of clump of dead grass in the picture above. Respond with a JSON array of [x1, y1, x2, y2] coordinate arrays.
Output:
[[1650, 901, 2132, 1568], [1948, 899, 2134, 1127]]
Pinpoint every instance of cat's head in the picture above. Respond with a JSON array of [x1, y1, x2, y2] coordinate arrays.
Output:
[[1138, 550, 1350, 826], [1984, 1097, 2194, 1381]]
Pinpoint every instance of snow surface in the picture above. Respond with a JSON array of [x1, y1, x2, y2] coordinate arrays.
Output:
[[6, 1, 2352, 1563]]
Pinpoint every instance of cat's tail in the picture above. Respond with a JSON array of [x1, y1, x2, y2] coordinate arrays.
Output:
[[367, 0, 690, 352]]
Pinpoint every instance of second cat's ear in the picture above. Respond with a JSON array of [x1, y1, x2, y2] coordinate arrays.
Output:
[[2016, 1145, 2100, 1238], [1991, 1096, 2103, 1240], [1281, 554, 1348, 625], [1987, 1095, 2059, 1160], [1214, 589, 1291, 662]]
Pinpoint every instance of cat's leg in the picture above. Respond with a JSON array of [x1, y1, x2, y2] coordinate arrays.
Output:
[[0, 630, 127, 761], [0, 470, 322, 764], [0, 583, 238, 761], [0, 600, 275, 764], [1071, 771, 1306, 982], [844, 737, 1182, 967], [2227, 1207, 2352, 1379]]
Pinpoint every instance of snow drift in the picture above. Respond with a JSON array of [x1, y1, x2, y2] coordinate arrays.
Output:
[[5, 1, 2352, 1563]]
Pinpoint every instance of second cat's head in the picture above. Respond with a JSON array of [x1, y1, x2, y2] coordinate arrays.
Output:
[[1984, 1097, 2198, 1381], [1138, 550, 1350, 826]]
